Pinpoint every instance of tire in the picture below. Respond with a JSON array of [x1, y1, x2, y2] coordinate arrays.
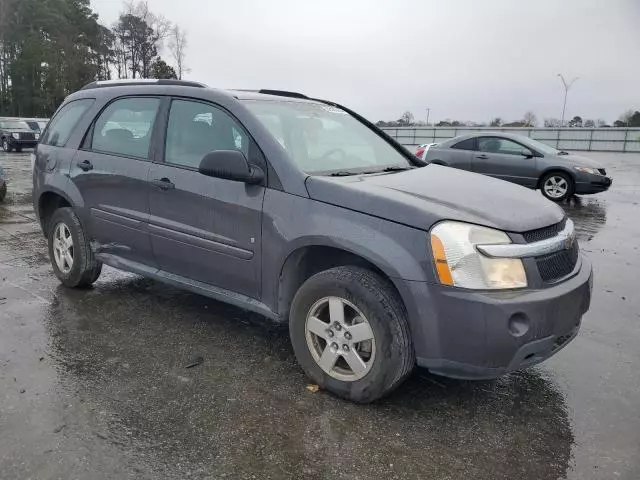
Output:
[[0, 181, 6, 202], [2, 138, 12, 152], [289, 266, 414, 403], [540, 171, 574, 202], [47, 207, 102, 288]]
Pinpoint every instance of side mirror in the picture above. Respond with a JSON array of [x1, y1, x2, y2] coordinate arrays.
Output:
[[521, 148, 534, 158], [198, 150, 264, 184]]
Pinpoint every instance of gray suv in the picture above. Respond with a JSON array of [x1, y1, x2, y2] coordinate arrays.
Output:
[[33, 80, 592, 403]]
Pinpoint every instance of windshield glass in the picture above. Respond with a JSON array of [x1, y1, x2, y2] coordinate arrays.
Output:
[[243, 100, 411, 174], [520, 136, 560, 155], [0, 120, 29, 129]]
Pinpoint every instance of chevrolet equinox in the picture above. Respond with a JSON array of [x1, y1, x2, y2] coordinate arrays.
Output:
[[33, 80, 592, 402]]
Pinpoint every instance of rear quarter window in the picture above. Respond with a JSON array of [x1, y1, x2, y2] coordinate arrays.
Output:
[[41, 99, 95, 147]]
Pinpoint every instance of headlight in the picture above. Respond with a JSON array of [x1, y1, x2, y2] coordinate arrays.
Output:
[[12, 132, 20, 140], [430, 221, 527, 289], [35, 133, 40, 140], [574, 166, 600, 175]]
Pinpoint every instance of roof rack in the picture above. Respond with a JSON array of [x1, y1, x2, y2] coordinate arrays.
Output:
[[258, 89, 309, 99], [81, 79, 207, 90]]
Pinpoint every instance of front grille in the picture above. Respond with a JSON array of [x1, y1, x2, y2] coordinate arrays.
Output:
[[598, 168, 607, 176], [522, 218, 566, 243], [535, 241, 579, 282]]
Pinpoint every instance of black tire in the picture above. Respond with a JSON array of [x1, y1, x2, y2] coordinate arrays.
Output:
[[289, 266, 414, 403], [47, 207, 102, 288], [0, 181, 6, 202], [2, 138, 12, 152], [540, 171, 574, 202]]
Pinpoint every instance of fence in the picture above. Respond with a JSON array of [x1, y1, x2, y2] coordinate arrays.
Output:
[[381, 127, 640, 153]]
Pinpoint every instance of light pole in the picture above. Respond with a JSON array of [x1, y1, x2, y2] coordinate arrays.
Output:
[[426, 108, 430, 126], [557, 74, 579, 126]]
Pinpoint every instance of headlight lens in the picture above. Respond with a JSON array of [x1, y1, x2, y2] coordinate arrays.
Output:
[[574, 166, 600, 175], [12, 132, 20, 140], [35, 133, 40, 140], [430, 221, 527, 289]]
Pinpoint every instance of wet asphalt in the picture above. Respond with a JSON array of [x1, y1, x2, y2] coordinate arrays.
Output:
[[0, 151, 639, 480]]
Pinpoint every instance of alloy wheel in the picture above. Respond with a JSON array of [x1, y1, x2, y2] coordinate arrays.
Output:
[[305, 296, 376, 381], [543, 175, 568, 199], [53, 222, 74, 274]]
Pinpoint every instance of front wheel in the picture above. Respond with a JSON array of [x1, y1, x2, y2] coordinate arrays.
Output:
[[0, 181, 6, 202], [2, 138, 11, 152], [541, 172, 574, 201], [289, 266, 414, 403], [47, 207, 102, 288]]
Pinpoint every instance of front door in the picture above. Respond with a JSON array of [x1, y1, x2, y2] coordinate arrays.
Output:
[[472, 136, 539, 187], [69, 96, 162, 267], [148, 98, 264, 299]]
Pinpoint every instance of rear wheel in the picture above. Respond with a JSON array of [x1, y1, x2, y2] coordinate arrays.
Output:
[[289, 266, 414, 403], [47, 207, 102, 288], [541, 171, 574, 201]]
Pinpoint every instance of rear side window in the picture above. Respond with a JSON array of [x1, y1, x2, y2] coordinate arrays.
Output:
[[41, 99, 94, 147], [451, 138, 476, 150], [91, 97, 160, 159]]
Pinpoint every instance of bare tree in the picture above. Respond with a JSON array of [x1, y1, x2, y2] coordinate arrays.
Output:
[[489, 117, 502, 127], [595, 118, 608, 127], [523, 111, 537, 127], [584, 119, 595, 128], [168, 25, 189, 79], [399, 111, 414, 126], [544, 118, 562, 127]]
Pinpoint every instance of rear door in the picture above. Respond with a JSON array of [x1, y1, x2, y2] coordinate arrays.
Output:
[[472, 136, 539, 187], [147, 98, 265, 299], [69, 96, 161, 267]]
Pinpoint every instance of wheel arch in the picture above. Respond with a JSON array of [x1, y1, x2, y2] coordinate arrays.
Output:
[[37, 188, 75, 236], [276, 243, 406, 323], [537, 167, 575, 189]]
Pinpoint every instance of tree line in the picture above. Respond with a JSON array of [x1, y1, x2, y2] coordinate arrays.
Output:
[[0, 0, 188, 118], [377, 109, 640, 128]]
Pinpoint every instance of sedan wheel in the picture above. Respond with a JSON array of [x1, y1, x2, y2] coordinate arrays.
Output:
[[541, 172, 573, 201], [2, 139, 10, 152], [305, 296, 376, 381]]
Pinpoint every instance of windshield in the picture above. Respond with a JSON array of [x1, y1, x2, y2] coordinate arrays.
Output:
[[520, 136, 560, 155], [0, 120, 29, 129], [243, 100, 411, 174]]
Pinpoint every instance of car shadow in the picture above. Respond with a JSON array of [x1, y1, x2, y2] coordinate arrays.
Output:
[[44, 273, 574, 479]]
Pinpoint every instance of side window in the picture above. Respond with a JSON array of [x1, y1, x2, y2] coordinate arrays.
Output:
[[91, 97, 160, 159], [41, 99, 94, 147], [451, 138, 476, 151], [478, 137, 527, 155], [165, 99, 249, 169]]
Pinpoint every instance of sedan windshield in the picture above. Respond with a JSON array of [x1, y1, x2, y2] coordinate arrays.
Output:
[[243, 100, 411, 175], [520, 136, 560, 156]]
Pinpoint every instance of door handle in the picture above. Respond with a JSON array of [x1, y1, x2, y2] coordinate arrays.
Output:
[[475, 154, 489, 159], [151, 178, 175, 190], [77, 160, 93, 171]]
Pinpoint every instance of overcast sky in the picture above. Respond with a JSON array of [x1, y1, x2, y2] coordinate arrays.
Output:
[[90, 0, 639, 124]]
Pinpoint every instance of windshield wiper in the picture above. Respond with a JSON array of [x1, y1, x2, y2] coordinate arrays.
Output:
[[381, 166, 416, 172], [558, 151, 570, 155], [329, 171, 358, 177]]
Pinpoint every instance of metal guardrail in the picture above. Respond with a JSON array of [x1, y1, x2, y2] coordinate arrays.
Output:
[[381, 127, 640, 153]]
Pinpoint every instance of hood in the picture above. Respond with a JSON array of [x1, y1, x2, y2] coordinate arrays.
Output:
[[305, 165, 565, 233], [554, 153, 604, 169], [3, 128, 34, 134]]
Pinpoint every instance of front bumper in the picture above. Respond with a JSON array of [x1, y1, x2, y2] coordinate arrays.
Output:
[[398, 255, 592, 380], [575, 172, 612, 194], [8, 137, 38, 149]]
